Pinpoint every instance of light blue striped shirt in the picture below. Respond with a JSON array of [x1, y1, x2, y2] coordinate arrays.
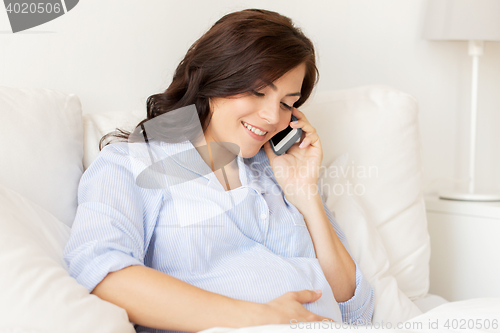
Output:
[[63, 140, 374, 332]]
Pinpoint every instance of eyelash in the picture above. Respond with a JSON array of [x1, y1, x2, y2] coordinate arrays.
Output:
[[252, 91, 293, 111]]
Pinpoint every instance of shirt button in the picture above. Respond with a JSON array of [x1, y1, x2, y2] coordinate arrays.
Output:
[[260, 213, 267, 220]]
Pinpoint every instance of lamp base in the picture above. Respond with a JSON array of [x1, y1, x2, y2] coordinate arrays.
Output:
[[438, 191, 500, 202]]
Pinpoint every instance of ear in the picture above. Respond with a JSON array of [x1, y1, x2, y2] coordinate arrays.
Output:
[[208, 97, 213, 113], [203, 98, 215, 131], [208, 97, 221, 115]]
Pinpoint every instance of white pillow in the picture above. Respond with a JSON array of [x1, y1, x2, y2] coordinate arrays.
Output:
[[0, 183, 135, 333], [320, 154, 422, 324], [304, 85, 430, 300], [406, 298, 500, 332], [0, 86, 84, 226], [83, 110, 145, 170]]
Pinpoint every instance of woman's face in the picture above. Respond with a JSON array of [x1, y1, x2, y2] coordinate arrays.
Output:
[[205, 63, 306, 158]]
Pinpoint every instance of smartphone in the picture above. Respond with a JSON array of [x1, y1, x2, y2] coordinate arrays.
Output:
[[269, 115, 303, 155]]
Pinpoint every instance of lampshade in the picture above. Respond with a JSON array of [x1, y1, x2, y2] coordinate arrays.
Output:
[[423, 0, 500, 41]]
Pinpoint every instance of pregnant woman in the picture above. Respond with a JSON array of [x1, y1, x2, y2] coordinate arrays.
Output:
[[63, 8, 374, 333]]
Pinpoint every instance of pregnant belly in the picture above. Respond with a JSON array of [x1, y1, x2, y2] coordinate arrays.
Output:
[[169, 245, 343, 322]]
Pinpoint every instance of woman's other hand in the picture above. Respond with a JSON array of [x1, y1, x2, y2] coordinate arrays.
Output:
[[263, 107, 323, 207], [250, 289, 334, 325]]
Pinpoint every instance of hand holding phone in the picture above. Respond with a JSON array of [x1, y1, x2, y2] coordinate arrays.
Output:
[[269, 115, 302, 155]]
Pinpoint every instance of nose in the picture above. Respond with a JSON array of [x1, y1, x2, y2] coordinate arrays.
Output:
[[258, 102, 280, 125]]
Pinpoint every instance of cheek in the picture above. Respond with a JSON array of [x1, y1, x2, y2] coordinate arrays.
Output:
[[278, 116, 291, 131], [269, 122, 289, 138], [231, 97, 258, 118]]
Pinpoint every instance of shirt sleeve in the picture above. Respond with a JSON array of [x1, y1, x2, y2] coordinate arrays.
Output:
[[63, 143, 164, 293], [321, 197, 375, 325]]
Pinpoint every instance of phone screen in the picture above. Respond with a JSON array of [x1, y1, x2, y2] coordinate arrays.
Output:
[[270, 124, 293, 146], [268, 115, 301, 155], [270, 114, 297, 146]]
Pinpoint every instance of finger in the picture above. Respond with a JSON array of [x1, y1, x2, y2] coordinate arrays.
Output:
[[300, 130, 306, 142], [314, 317, 335, 323], [290, 117, 317, 137], [299, 137, 309, 149], [291, 107, 306, 120], [299, 133, 320, 149], [294, 289, 323, 304], [299, 134, 319, 149], [291, 108, 312, 127]]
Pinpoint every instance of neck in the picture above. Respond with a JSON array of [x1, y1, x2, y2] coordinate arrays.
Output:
[[192, 134, 238, 173]]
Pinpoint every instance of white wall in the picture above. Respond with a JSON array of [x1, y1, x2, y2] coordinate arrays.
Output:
[[1, 0, 499, 195]]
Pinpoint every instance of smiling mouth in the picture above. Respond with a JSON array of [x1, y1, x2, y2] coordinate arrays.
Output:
[[241, 121, 268, 136]]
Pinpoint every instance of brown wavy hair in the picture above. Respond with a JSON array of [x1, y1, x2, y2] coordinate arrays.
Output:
[[100, 8, 318, 149]]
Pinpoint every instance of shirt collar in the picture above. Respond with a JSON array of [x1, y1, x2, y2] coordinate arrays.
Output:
[[159, 140, 213, 181], [156, 140, 266, 194]]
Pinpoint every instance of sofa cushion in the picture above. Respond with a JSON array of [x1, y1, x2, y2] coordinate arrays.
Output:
[[0, 183, 135, 333], [83, 110, 145, 170], [0, 86, 84, 226]]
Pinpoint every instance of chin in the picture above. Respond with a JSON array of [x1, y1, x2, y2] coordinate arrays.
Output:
[[239, 146, 261, 159]]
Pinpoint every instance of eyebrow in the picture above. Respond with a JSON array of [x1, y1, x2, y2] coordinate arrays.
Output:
[[267, 82, 301, 97]]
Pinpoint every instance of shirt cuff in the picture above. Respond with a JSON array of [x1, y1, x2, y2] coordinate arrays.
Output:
[[337, 261, 375, 325], [75, 250, 144, 293]]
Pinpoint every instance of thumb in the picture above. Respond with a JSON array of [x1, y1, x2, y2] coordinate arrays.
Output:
[[295, 289, 323, 304]]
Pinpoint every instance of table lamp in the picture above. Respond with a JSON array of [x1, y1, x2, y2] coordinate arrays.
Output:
[[423, 0, 500, 201]]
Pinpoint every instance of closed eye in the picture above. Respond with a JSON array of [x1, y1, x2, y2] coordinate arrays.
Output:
[[281, 102, 293, 110], [252, 90, 293, 110]]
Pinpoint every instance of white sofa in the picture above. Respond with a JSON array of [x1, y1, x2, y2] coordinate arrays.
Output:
[[0, 85, 498, 333]]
